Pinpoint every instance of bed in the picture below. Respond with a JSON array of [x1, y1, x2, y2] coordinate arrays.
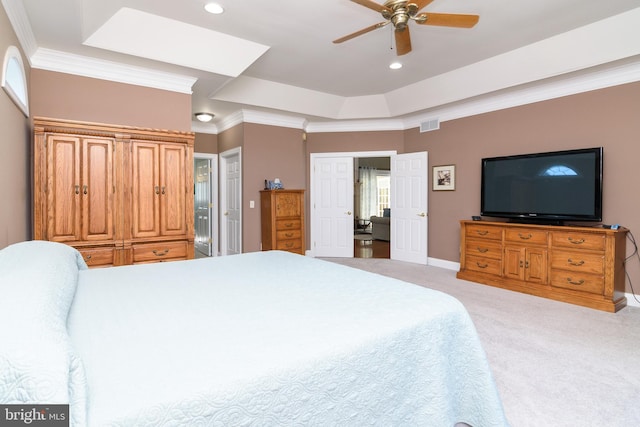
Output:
[[0, 241, 509, 426]]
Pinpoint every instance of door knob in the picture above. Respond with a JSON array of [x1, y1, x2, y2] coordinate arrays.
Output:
[[346, 211, 352, 215], [224, 212, 229, 216], [417, 212, 426, 217]]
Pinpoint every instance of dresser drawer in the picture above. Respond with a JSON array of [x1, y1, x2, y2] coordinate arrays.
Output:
[[276, 229, 302, 240], [505, 228, 548, 245], [465, 224, 502, 241], [276, 239, 303, 251], [276, 219, 301, 231], [550, 250, 605, 275], [465, 239, 502, 260], [133, 241, 188, 263], [465, 255, 502, 276], [551, 232, 605, 251], [78, 247, 114, 267], [550, 270, 604, 295]]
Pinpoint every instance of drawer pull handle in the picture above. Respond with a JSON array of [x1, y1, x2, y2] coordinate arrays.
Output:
[[285, 233, 294, 237], [518, 233, 532, 240], [476, 247, 489, 253], [476, 262, 488, 269], [285, 242, 294, 248], [568, 237, 585, 245], [285, 223, 294, 227], [568, 258, 585, 266], [84, 255, 92, 260], [153, 249, 168, 256], [566, 278, 585, 286], [476, 230, 488, 236]]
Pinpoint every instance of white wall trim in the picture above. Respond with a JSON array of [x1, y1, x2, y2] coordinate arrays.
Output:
[[1, 0, 38, 59], [428, 257, 460, 271], [30, 48, 197, 94]]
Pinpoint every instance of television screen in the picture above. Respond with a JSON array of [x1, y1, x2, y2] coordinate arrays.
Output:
[[481, 147, 603, 223]]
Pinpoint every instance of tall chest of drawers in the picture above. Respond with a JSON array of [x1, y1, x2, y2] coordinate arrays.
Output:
[[260, 190, 305, 255], [457, 220, 627, 312]]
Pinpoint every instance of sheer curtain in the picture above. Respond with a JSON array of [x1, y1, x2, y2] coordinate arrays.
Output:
[[359, 167, 378, 220]]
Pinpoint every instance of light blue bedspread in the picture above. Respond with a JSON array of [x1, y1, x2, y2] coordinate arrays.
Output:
[[1, 241, 509, 426]]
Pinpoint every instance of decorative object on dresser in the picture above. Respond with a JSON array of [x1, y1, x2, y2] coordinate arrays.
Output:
[[260, 189, 305, 255], [32, 117, 195, 267], [457, 220, 627, 312]]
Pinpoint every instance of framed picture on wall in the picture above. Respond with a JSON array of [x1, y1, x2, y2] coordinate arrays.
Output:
[[433, 165, 455, 191]]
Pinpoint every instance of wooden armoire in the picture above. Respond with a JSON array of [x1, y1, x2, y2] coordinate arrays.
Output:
[[33, 117, 195, 267]]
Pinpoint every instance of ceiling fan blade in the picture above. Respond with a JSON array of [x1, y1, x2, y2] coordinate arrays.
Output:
[[418, 13, 480, 28], [395, 27, 412, 56], [350, 0, 392, 14], [408, 0, 436, 13], [333, 22, 389, 44]]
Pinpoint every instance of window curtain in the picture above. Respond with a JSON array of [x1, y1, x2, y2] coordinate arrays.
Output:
[[359, 167, 378, 219]]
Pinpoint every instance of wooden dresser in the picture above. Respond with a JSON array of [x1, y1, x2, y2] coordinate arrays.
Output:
[[33, 117, 194, 267], [457, 220, 627, 312], [260, 190, 305, 255]]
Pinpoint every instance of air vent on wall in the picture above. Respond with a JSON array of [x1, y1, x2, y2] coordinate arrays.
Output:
[[420, 118, 440, 133]]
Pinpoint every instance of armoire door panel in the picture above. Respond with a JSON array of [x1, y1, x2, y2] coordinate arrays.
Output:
[[47, 135, 81, 242], [132, 142, 160, 238], [82, 138, 114, 241], [160, 144, 187, 235]]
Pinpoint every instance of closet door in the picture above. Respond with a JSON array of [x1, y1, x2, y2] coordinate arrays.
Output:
[[81, 138, 115, 241], [46, 135, 81, 242], [131, 141, 161, 238]]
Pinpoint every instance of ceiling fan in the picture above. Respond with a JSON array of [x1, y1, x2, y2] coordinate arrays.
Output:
[[333, 0, 479, 56]]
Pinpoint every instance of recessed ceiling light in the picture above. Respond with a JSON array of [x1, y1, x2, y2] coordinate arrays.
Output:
[[195, 112, 214, 122], [204, 3, 224, 14], [389, 61, 403, 70]]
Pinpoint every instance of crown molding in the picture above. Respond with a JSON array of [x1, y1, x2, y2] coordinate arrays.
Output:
[[30, 48, 198, 94], [1, 0, 38, 58], [216, 109, 308, 133]]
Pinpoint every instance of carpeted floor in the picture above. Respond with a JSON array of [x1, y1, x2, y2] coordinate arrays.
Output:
[[322, 257, 640, 427]]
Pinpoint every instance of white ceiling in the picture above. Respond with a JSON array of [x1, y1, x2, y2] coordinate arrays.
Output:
[[6, 0, 640, 132]]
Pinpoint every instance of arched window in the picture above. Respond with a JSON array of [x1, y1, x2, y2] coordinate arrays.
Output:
[[1, 45, 29, 117]]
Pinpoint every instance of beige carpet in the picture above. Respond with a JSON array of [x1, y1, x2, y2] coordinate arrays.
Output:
[[323, 257, 640, 427]]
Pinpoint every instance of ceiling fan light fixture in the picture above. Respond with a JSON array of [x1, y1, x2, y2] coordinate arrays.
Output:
[[389, 61, 403, 70], [195, 112, 214, 122], [204, 3, 224, 14]]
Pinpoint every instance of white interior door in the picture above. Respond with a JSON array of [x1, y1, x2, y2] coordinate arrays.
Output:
[[194, 157, 212, 256], [220, 148, 242, 256], [391, 152, 428, 264], [312, 156, 354, 257], [194, 153, 218, 257]]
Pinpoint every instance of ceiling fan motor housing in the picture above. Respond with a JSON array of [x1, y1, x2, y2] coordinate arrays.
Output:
[[384, 0, 418, 30]]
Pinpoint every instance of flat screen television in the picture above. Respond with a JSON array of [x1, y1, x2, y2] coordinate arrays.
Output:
[[481, 147, 603, 224]]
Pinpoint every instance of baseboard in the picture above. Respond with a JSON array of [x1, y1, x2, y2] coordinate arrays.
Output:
[[428, 257, 460, 271], [625, 293, 640, 308]]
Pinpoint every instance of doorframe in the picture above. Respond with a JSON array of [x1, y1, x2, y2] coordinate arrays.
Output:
[[219, 147, 242, 255], [194, 152, 218, 257], [309, 150, 397, 258]]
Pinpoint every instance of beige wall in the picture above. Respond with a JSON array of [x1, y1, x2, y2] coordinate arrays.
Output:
[[404, 81, 640, 290], [243, 123, 306, 252], [30, 69, 192, 131], [0, 6, 31, 248], [194, 132, 218, 154]]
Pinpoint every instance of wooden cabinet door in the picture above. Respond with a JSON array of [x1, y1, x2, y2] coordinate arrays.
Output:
[[275, 192, 301, 217], [503, 246, 525, 280], [159, 143, 187, 236], [46, 135, 81, 242], [81, 138, 114, 241], [131, 142, 160, 238], [525, 247, 548, 283]]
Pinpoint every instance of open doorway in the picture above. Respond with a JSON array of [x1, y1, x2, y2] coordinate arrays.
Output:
[[354, 157, 390, 259]]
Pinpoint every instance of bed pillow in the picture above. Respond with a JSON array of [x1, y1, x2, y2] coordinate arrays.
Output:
[[0, 240, 87, 425]]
